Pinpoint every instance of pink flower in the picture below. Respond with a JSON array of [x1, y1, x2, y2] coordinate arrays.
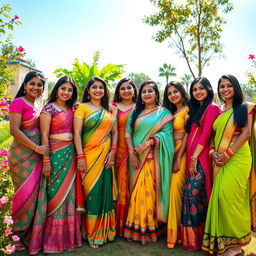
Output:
[[5, 227, 12, 236], [0, 201, 2, 208], [4, 244, 16, 254], [14, 15, 19, 19], [4, 216, 14, 224], [12, 235, 20, 242], [0, 149, 8, 156], [1, 159, 9, 169], [249, 54, 255, 60], [0, 101, 9, 107], [16, 46, 25, 53], [0, 196, 9, 204], [2, 97, 8, 101]]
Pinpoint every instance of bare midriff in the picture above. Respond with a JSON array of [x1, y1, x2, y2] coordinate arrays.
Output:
[[49, 133, 73, 141], [174, 131, 185, 142]]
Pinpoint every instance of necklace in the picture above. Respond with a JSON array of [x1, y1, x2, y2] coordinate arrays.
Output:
[[54, 102, 67, 112], [142, 106, 158, 114]]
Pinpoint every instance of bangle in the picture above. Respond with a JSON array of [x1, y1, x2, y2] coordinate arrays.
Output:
[[209, 145, 215, 151], [223, 151, 230, 159], [111, 144, 117, 152], [43, 159, 50, 163], [226, 148, 234, 157], [209, 149, 215, 157], [191, 156, 198, 162]]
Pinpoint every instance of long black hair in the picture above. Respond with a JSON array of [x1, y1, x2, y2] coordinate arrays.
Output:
[[113, 78, 137, 103], [47, 76, 78, 108], [218, 74, 247, 127], [185, 77, 214, 133], [163, 81, 189, 114], [15, 71, 46, 98], [130, 80, 160, 130], [82, 76, 111, 111]]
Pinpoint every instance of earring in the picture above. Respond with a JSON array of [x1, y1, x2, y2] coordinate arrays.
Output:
[[87, 95, 91, 100]]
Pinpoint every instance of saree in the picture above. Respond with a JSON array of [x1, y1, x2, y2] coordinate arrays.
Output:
[[74, 103, 117, 245], [181, 103, 220, 251], [112, 102, 133, 236], [123, 107, 174, 244], [202, 103, 256, 254], [29, 104, 82, 254], [8, 97, 43, 246], [167, 106, 189, 248]]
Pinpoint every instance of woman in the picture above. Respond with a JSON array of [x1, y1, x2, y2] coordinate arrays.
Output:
[[182, 77, 220, 251], [123, 81, 174, 245], [202, 75, 255, 256], [8, 71, 49, 250], [112, 78, 137, 236], [163, 81, 189, 248], [74, 76, 118, 248], [32, 76, 82, 254]]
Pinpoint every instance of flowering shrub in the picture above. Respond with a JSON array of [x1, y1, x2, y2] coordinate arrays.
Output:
[[0, 101, 16, 255], [248, 54, 256, 87]]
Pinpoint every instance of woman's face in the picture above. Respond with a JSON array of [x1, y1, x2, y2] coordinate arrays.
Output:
[[24, 77, 44, 99], [119, 81, 135, 101], [192, 82, 208, 103], [88, 81, 105, 100], [218, 78, 234, 102], [57, 82, 73, 102], [167, 85, 183, 105], [141, 83, 156, 105]]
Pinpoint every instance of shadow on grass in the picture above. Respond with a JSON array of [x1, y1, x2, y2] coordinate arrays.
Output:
[[14, 232, 256, 256]]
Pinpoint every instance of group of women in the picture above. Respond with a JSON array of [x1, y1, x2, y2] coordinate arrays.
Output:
[[8, 71, 255, 256]]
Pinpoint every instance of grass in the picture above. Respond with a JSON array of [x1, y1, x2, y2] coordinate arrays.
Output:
[[14, 232, 256, 256]]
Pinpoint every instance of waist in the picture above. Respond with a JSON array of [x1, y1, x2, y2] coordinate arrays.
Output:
[[49, 133, 73, 141]]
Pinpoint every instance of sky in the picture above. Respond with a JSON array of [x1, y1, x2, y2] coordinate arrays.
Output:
[[3, 0, 256, 91]]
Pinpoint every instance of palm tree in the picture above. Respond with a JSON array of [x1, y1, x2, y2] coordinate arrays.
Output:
[[181, 74, 192, 92], [159, 63, 176, 85]]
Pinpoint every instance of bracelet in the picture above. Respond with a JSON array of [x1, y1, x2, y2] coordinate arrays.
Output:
[[33, 144, 39, 152], [111, 144, 117, 152], [191, 156, 198, 162], [209, 145, 215, 151], [225, 148, 234, 157], [209, 149, 215, 157], [223, 151, 230, 159], [43, 159, 50, 163]]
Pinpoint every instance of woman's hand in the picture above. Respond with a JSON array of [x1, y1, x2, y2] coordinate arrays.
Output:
[[189, 159, 198, 176], [130, 152, 140, 170], [42, 162, 51, 178], [134, 142, 147, 154], [172, 154, 181, 173], [35, 145, 50, 155], [105, 151, 115, 169], [215, 152, 229, 166], [77, 158, 86, 173]]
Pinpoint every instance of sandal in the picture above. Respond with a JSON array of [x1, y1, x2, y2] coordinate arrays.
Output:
[[223, 248, 242, 256]]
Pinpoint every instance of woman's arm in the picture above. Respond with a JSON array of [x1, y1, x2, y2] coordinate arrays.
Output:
[[40, 112, 52, 178], [9, 112, 49, 155], [105, 120, 118, 168], [173, 133, 188, 173], [74, 118, 86, 173], [217, 114, 253, 165]]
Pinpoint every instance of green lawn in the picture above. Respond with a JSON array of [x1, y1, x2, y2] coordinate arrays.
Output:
[[15, 233, 256, 256]]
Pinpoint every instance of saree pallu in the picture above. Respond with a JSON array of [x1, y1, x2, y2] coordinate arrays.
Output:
[[181, 103, 220, 251], [124, 107, 174, 244], [8, 115, 42, 245], [114, 104, 133, 236], [202, 106, 254, 254], [75, 105, 117, 245]]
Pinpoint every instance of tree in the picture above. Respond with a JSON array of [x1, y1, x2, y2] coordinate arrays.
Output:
[[47, 81, 55, 94], [181, 73, 192, 92], [241, 83, 256, 103], [159, 63, 176, 85], [128, 72, 151, 89], [0, 4, 24, 98], [247, 54, 256, 102], [54, 51, 125, 100], [144, 0, 233, 79]]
